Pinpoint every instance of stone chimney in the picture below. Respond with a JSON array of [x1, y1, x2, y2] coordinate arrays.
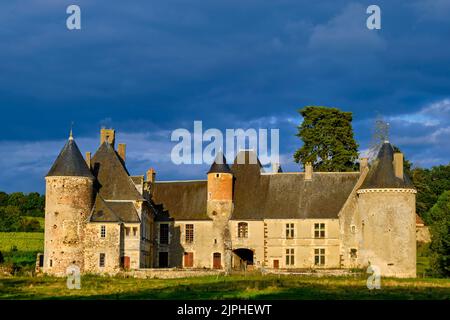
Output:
[[393, 152, 404, 180], [85, 152, 91, 169], [147, 168, 156, 183], [100, 128, 115, 148], [118, 143, 126, 163], [360, 157, 368, 173], [305, 162, 313, 180]]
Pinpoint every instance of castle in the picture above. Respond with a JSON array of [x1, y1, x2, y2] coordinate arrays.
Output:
[[43, 128, 417, 277]]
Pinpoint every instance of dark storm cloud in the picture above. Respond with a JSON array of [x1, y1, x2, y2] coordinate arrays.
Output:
[[0, 0, 449, 192]]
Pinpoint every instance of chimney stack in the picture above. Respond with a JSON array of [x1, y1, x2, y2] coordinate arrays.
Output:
[[305, 162, 313, 180], [393, 152, 404, 180], [360, 157, 368, 173], [147, 168, 156, 183], [100, 128, 116, 148], [118, 143, 126, 163], [85, 152, 91, 169]]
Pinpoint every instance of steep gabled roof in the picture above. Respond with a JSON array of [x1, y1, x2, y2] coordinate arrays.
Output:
[[152, 150, 360, 221], [47, 137, 94, 178], [207, 152, 232, 174], [91, 142, 144, 201], [231, 150, 263, 182], [105, 201, 140, 223], [90, 196, 122, 222], [90, 196, 141, 223], [231, 172, 360, 220], [152, 181, 209, 221], [359, 142, 415, 190]]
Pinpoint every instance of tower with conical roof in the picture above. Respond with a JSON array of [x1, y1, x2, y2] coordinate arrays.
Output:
[[207, 152, 234, 272], [43, 131, 94, 275], [356, 141, 416, 278]]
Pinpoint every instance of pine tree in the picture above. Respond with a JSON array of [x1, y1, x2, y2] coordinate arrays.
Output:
[[294, 106, 359, 171]]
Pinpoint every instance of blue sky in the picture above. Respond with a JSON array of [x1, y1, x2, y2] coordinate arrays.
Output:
[[0, 0, 449, 193]]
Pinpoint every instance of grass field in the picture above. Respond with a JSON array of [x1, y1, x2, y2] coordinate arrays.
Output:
[[0, 232, 44, 268], [0, 274, 449, 300], [0, 232, 43, 252]]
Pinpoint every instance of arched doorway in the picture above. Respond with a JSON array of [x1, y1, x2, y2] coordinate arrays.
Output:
[[233, 248, 254, 271]]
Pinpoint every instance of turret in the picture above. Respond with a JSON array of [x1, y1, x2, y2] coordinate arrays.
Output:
[[44, 131, 94, 276], [207, 152, 233, 201], [206, 152, 234, 271], [356, 142, 416, 278]]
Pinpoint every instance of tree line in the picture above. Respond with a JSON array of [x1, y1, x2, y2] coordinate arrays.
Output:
[[0, 192, 45, 232]]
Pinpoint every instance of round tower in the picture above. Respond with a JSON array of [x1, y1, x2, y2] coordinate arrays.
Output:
[[207, 152, 233, 203], [207, 152, 234, 271], [357, 142, 416, 278], [44, 132, 94, 276]]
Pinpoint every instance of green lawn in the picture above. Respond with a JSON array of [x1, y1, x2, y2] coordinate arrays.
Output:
[[0, 274, 449, 300], [0, 234, 445, 299]]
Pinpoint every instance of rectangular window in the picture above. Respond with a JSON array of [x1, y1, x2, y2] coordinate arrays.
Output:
[[350, 248, 358, 259], [185, 224, 194, 243], [314, 223, 325, 239], [100, 225, 106, 238], [133, 227, 138, 237], [238, 222, 248, 238], [49, 259, 53, 267], [286, 223, 295, 239], [285, 248, 295, 266], [314, 248, 325, 266], [99, 253, 106, 268], [160, 224, 169, 244], [125, 227, 130, 237]]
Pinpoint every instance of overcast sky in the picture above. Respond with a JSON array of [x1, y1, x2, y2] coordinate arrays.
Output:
[[0, 0, 449, 193]]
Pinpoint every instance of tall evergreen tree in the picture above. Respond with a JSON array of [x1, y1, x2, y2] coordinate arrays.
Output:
[[294, 106, 359, 171]]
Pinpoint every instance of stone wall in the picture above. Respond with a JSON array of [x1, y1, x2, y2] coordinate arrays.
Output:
[[156, 220, 216, 268], [84, 223, 122, 275], [338, 168, 368, 269], [264, 219, 341, 269], [44, 176, 93, 276], [357, 190, 416, 278]]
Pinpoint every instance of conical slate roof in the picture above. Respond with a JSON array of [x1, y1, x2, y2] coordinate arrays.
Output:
[[207, 152, 232, 174], [46, 137, 94, 178], [359, 142, 414, 190]]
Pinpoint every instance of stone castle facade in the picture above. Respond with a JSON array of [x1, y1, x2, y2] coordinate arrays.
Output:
[[43, 128, 417, 278]]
